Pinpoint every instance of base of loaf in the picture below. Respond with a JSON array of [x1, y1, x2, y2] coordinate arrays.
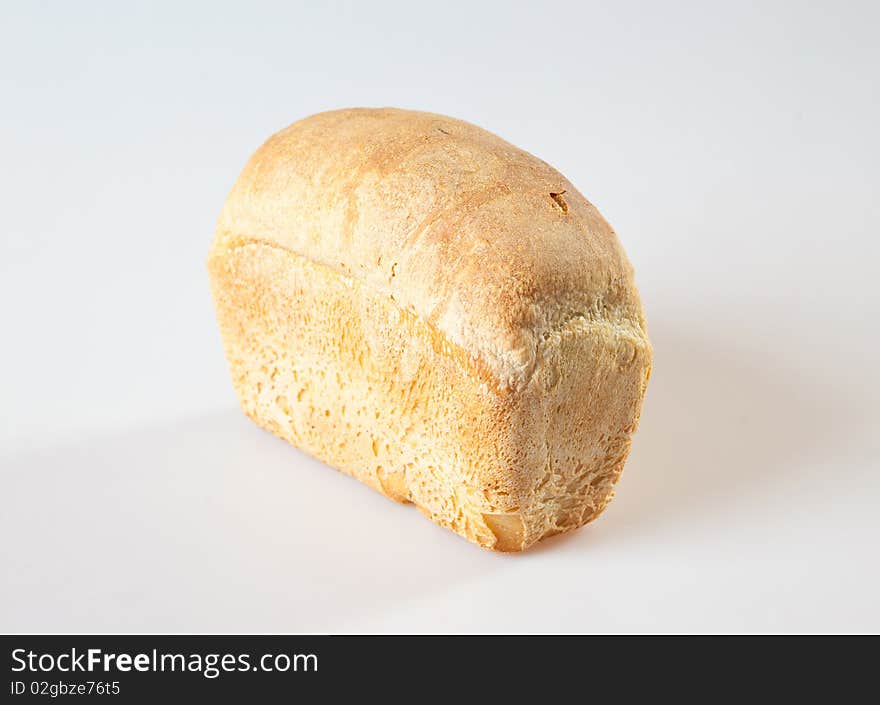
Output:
[[208, 238, 651, 551]]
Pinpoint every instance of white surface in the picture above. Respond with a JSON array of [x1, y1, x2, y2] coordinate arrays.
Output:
[[2, 1, 878, 633]]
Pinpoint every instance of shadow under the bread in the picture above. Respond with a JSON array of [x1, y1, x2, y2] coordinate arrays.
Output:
[[0, 409, 506, 633], [5, 308, 869, 630], [565, 305, 871, 547]]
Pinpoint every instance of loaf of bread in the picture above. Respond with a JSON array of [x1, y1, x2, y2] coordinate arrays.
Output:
[[208, 108, 652, 551]]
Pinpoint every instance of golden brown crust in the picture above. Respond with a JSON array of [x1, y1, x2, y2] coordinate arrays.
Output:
[[208, 108, 652, 550], [214, 107, 646, 391]]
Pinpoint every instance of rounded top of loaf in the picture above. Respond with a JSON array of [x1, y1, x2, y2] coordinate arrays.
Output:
[[214, 107, 647, 390]]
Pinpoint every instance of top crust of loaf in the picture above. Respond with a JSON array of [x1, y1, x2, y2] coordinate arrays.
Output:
[[215, 108, 646, 391]]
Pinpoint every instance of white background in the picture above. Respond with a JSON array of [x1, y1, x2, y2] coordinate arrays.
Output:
[[2, 1, 878, 633]]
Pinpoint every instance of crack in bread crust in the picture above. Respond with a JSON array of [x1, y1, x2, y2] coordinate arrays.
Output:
[[214, 233, 649, 391]]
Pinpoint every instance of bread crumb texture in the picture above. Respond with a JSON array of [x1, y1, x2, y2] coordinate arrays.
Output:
[[208, 108, 652, 551]]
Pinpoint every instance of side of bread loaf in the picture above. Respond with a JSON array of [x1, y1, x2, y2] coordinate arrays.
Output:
[[208, 108, 652, 550]]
